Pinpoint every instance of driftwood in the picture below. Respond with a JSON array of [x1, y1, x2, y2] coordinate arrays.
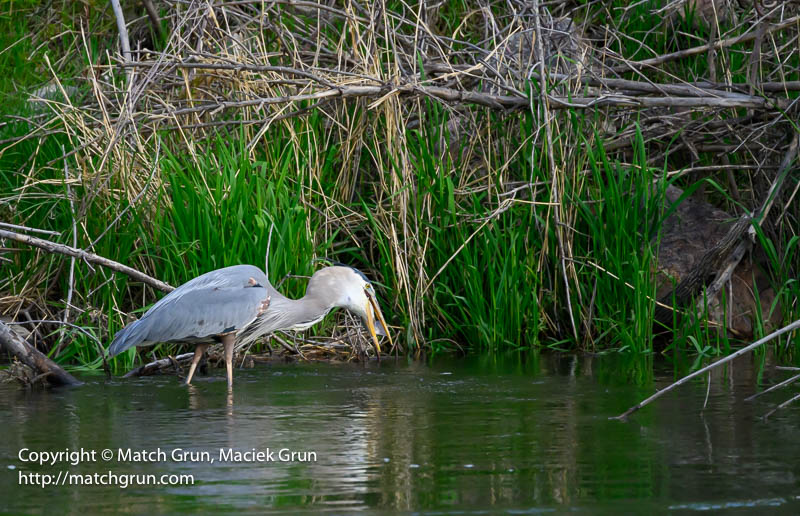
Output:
[[0, 320, 82, 386], [0, 228, 174, 293]]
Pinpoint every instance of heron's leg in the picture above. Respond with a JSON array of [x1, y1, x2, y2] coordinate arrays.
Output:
[[185, 343, 209, 385], [222, 334, 235, 388]]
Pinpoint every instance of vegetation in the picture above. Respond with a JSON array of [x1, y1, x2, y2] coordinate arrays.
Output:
[[1, 0, 799, 372]]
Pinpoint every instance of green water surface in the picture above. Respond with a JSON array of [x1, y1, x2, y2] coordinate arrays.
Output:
[[1, 353, 799, 514]]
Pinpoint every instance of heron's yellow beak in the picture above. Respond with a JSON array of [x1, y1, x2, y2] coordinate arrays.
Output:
[[365, 289, 393, 361]]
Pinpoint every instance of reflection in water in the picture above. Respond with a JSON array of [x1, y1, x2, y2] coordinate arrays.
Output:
[[1, 353, 799, 513]]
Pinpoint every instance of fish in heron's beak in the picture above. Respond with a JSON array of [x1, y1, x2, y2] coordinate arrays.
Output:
[[364, 287, 393, 361]]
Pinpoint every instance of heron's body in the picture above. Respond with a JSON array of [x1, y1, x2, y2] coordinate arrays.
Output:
[[108, 264, 391, 388], [108, 265, 272, 355]]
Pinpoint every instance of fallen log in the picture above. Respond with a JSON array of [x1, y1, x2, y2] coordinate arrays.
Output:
[[0, 320, 82, 386]]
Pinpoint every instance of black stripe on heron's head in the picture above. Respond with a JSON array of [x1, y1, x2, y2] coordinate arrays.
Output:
[[313, 258, 370, 283]]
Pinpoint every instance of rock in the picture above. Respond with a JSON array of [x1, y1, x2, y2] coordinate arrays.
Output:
[[655, 185, 780, 336]]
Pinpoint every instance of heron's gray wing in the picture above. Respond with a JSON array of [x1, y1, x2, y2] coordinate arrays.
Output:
[[148, 264, 271, 313], [108, 282, 269, 356]]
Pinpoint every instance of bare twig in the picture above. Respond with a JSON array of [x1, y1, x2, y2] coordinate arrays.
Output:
[[615, 15, 800, 72], [109, 0, 132, 85], [745, 373, 800, 401], [142, 0, 165, 42], [763, 391, 800, 419], [0, 228, 174, 292], [0, 222, 60, 237], [273, 333, 306, 359], [613, 318, 800, 420], [60, 147, 77, 354], [421, 200, 510, 297]]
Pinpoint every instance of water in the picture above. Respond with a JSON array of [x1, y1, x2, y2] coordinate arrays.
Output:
[[1, 353, 799, 514]]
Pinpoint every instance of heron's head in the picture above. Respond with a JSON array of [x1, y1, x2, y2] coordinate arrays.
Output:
[[307, 266, 393, 358]]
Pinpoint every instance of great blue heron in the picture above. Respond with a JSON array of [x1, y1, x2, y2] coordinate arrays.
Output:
[[107, 264, 392, 387]]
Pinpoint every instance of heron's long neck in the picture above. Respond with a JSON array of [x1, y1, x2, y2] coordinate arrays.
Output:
[[275, 288, 338, 331], [238, 281, 338, 346]]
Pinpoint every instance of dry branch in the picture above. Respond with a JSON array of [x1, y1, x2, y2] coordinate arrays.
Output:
[[613, 318, 800, 420], [123, 352, 194, 377], [745, 373, 800, 401], [109, 0, 132, 85], [614, 15, 800, 72], [124, 59, 800, 95], [116, 86, 794, 132], [0, 229, 174, 293], [7, 0, 800, 356], [0, 222, 60, 236], [764, 391, 800, 419]]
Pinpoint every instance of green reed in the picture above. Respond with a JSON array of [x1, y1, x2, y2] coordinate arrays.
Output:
[[2, 0, 800, 371]]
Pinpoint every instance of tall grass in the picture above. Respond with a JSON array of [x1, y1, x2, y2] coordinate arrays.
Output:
[[1, 0, 800, 370], [573, 124, 663, 353], [2, 98, 668, 365]]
